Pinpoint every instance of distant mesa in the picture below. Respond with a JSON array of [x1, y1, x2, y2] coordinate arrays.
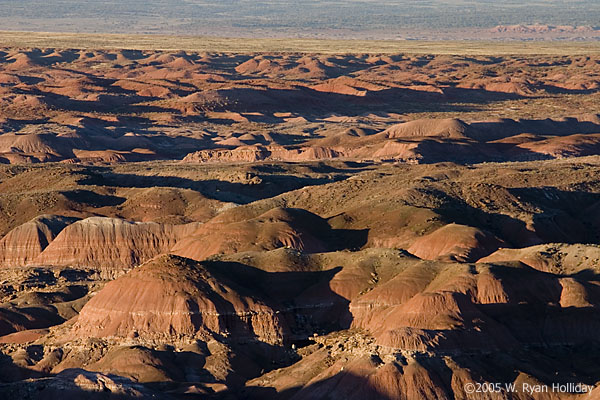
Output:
[[490, 24, 599, 34]]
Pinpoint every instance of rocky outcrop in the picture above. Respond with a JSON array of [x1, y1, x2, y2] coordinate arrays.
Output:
[[182, 144, 342, 164], [0, 369, 165, 399]]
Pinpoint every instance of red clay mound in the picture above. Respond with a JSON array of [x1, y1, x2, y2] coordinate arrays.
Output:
[[234, 55, 332, 79], [459, 78, 536, 96], [72, 254, 286, 343], [0, 132, 77, 162], [5, 53, 38, 70], [0, 73, 20, 84], [479, 243, 600, 274], [407, 223, 506, 262], [348, 259, 573, 352], [382, 118, 471, 139], [172, 207, 330, 260], [0, 215, 78, 267], [348, 262, 488, 347], [234, 57, 262, 74], [166, 56, 195, 69], [312, 77, 370, 96], [34, 217, 195, 271], [516, 133, 600, 158]]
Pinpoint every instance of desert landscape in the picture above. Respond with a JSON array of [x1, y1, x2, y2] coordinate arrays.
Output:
[[2, 0, 600, 41], [0, 29, 599, 399]]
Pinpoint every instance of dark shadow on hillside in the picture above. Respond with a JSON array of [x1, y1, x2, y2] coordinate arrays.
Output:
[[192, 85, 525, 119], [61, 189, 127, 207], [237, 372, 399, 400], [470, 117, 600, 141], [76, 170, 349, 204], [0, 352, 44, 383], [394, 138, 554, 165], [0, 366, 174, 399], [23, 49, 81, 66], [204, 261, 353, 335], [423, 185, 600, 247], [541, 84, 600, 95], [474, 264, 600, 351], [32, 90, 171, 114], [0, 307, 65, 337], [569, 268, 600, 282], [479, 301, 600, 350], [450, 343, 600, 394], [70, 119, 211, 156], [506, 187, 600, 244]]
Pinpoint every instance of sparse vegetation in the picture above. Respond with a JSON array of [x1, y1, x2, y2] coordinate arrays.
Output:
[[0, 0, 599, 34], [1, 31, 600, 54]]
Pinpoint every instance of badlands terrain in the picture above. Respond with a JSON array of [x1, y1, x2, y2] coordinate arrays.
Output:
[[0, 37, 600, 399]]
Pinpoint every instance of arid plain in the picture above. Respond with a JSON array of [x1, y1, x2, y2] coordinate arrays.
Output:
[[0, 33, 600, 399]]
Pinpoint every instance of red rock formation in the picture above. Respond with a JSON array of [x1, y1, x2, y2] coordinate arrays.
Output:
[[407, 223, 507, 262], [72, 254, 287, 344], [172, 207, 329, 260], [382, 118, 471, 139], [34, 217, 199, 270], [182, 144, 342, 164], [479, 243, 600, 274], [0, 215, 78, 267]]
